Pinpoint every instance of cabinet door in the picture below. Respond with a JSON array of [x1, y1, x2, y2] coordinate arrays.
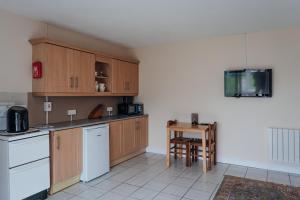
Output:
[[122, 119, 136, 155], [76, 52, 95, 93], [112, 60, 138, 94], [109, 121, 123, 162], [46, 44, 69, 92], [134, 117, 148, 150], [51, 128, 82, 185]]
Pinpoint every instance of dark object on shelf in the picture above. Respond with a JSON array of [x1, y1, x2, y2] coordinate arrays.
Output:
[[88, 104, 104, 119], [224, 68, 272, 97], [7, 106, 29, 133], [118, 103, 143, 115], [191, 113, 198, 125]]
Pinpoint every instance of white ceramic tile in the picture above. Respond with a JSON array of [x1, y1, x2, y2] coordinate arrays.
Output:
[[111, 183, 139, 196], [245, 167, 267, 181], [143, 180, 170, 192], [97, 192, 126, 200], [161, 184, 189, 197], [94, 179, 122, 191], [224, 165, 247, 178], [50, 153, 299, 200], [290, 175, 300, 187], [198, 174, 224, 184], [77, 188, 106, 200], [63, 183, 91, 195], [47, 191, 75, 200], [267, 173, 290, 185], [153, 193, 181, 200], [184, 189, 211, 200], [130, 188, 159, 200], [172, 177, 195, 188], [192, 181, 218, 193]]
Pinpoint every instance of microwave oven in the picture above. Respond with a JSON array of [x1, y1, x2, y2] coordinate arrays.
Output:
[[118, 103, 144, 115]]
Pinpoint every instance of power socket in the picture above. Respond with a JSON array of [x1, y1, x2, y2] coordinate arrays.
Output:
[[67, 109, 77, 116], [107, 107, 113, 116], [44, 102, 52, 112], [107, 107, 113, 112]]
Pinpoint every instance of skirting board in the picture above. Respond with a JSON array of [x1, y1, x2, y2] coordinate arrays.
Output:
[[50, 175, 80, 195], [147, 148, 300, 174], [110, 148, 146, 167]]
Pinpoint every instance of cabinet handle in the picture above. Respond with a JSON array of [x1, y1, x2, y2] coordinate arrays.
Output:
[[70, 77, 74, 88], [56, 136, 60, 150], [124, 81, 130, 91], [75, 77, 79, 88]]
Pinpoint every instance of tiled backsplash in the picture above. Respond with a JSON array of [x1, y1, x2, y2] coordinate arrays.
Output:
[[27, 93, 123, 126]]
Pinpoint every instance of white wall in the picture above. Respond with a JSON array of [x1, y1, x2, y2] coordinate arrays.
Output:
[[133, 27, 300, 173], [0, 10, 132, 94]]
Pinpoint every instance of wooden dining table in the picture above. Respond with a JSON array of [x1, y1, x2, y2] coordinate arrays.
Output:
[[166, 122, 210, 173]]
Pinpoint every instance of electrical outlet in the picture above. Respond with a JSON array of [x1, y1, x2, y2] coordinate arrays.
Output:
[[67, 109, 77, 116], [107, 107, 113, 112], [44, 102, 52, 112]]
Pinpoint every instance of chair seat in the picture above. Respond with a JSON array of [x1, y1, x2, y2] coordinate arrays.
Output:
[[190, 138, 215, 146], [170, 137, 191, 144]]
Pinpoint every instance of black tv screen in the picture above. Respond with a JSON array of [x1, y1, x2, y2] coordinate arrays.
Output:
[[224, 69, 272, 97]]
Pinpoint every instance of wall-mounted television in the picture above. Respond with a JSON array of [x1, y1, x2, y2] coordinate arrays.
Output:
[[224, 69, 272, 97]]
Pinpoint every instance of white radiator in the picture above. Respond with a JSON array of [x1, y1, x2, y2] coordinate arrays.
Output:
[[268, 128, 300, 164]]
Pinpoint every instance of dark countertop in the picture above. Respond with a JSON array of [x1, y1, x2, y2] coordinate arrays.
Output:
[[34, 114, 148, 131]]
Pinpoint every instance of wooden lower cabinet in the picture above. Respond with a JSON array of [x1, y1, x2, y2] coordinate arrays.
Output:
[[109, 116, 148, 166], [50, 128, 83, 194], [109, 121, 123, 162]]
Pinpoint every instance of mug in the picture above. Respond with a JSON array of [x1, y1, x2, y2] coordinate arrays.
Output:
[[99, 83, 106, 92]]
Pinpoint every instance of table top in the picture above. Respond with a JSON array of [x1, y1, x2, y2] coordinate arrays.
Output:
[[167, 122, 209, 133]]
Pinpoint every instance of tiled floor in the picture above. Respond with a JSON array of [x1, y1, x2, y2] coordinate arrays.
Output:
[[47, 153, 300, 200]]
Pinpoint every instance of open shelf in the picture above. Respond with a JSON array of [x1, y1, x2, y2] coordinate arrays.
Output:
[[95, 60, 112, 93]]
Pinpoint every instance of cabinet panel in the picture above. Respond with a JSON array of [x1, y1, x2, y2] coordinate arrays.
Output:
[[122, 119, 136, 155], [51, 128, 82, 185], [109, 121, 123, 162], [134, 117, 148, 150], [112, 60, 138, 94], [76, 52, 95, 93], [46, 44, 69, 92]]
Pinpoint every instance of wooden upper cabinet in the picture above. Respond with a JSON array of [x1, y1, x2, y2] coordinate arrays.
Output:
[[45, 44, 69, 93], [112, 59, 139, 95], [72, 50, 95, 93], [32, 43, 95, 94], [30, 38, 139, 96]]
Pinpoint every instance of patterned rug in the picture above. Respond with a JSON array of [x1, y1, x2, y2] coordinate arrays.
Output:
[[214, 175, 300, 200]]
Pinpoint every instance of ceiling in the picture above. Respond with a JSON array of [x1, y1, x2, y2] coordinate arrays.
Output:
[[1, 0, 300, 48]]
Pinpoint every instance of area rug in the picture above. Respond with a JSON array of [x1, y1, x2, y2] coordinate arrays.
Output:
[[214, 175, 300, 200]]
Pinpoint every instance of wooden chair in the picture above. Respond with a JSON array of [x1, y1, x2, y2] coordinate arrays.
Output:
[[167, 120, 192, 167], [190, 122, 217, 169]]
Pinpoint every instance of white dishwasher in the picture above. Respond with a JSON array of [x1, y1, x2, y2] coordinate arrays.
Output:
[[81, 124, 110, 182]]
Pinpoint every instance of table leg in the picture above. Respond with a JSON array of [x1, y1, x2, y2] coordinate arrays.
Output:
[[166, 128, 171, 167], [179, 131, 183, 159], [202, 130, 207, 173]]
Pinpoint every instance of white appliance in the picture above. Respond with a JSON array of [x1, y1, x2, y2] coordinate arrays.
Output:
[[81, 124, 110, 182], [0, 102, 14, 131], [0, 131, 50, 200]]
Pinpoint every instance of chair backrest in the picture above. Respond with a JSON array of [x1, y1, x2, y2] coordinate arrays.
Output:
[[167, 120, 177, 127], [209, 122, 217, 142]]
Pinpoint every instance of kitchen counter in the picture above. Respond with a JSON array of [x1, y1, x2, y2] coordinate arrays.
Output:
[[34, 114, 148, 131]]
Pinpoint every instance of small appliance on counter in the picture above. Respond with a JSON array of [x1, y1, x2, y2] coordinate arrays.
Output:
[[7, 106, 29, 133], [118, 97, 144, 115]]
